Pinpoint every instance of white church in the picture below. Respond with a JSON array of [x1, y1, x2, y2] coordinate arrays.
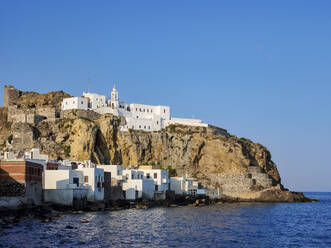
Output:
[[61, 85, 208, 132]]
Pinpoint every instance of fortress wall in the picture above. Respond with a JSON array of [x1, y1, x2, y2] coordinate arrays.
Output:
[[207, 169, 274, 197], [4, 85, 20, 107]]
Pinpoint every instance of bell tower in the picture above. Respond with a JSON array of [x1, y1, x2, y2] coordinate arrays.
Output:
[[110, 84, 119, 108]]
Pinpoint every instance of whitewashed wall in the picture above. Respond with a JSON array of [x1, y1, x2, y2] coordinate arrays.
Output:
[[62, 97, 88, 111], [83, 92, 106, 109], [77, 167, 104, 202], [167, 117, 208, 127]]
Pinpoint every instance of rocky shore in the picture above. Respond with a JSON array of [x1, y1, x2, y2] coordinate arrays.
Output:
[[0, 191, 316, 230]]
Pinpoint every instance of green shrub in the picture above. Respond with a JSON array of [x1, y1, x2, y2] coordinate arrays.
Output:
[[167, 166, 177, 177], [168, 124, 176, 133], [64, 146, 71, 156]]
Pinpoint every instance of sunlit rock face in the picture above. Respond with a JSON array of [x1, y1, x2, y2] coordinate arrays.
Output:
[[2, 86, 307, 201]]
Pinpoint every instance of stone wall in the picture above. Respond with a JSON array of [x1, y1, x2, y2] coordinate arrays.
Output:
[[12, 123, 38, 150], [0, 181, 25, 197], [61, 109, 102, 121], [207, 166, 274, 198], [4, 85, 20, 108], [7, 105, 53, 124]]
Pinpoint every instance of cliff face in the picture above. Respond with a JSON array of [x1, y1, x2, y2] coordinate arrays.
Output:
[[1, 86, 310, 202]]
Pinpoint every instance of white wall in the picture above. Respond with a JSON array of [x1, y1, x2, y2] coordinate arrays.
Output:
[[94, 106, 119, 115], [77, 167, 104, 202], [170, 177, 185, 195], [83, 92, 106, 109], [140, 169, 169, 192], [167, 117, 208, 127], [43, 170, 84, 189], [62, 97, 88, 111], [44, 188, 87, 206], [122, 179, 154, 200], [170, 176, 198, 195], [98, 164, 124, 180], [123, 169, 144, 180]]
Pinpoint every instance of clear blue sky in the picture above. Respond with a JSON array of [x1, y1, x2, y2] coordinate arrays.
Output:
[[1, 0, 330, 191]]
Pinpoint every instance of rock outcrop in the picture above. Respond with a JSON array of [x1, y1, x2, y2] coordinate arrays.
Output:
[[0, 86, 311, 202]]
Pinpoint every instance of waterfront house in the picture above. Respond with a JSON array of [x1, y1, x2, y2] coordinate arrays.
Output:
[[98, 164, 125, 186], [97, 164, 125, 201], [0, 153, 43, 208], [77, 161, 104, 202], [122, 169, 155, 200], [138, 165, 169, 200], [170, 176, 199, 195], [43, 169, 88, 207]]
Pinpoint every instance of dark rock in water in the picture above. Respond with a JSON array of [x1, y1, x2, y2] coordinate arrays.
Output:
[[65, 225, 74, 229], [81, 219, 89, 223]]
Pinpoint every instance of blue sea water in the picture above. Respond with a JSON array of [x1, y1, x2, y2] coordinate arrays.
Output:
[[0, 192, 330, 248]]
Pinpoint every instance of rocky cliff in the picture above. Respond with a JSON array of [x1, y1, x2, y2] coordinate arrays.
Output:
[[0, 86, 311, 202]]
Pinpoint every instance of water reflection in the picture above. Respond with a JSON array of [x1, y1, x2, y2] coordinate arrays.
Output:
[[0, 193, 330, 248]]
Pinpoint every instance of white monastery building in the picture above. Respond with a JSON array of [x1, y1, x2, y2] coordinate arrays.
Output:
[[61, 84, 208, 132], [62, 97, 88, 111]]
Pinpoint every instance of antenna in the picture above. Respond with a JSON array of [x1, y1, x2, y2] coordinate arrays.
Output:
[[88, 78, 91, 93]]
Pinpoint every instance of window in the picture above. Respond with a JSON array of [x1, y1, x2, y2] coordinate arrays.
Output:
[[139, 108, 141, 111], [148, 126, 150, 130], [84, 176, 88, 183], [154, 173, 157, 179], [164, 109, 166, 113], [157, 121, 159, 125], [131, 174, 134, 180], [151, 110, 153, 113], [143, 109, 145, 112], [155, 185, 159, 191], [137, 116, 138, 118], [73, 178, 79, 186], [73, 101, 75, 104], [147, 109, 149, 112], [146, 173, 150, 179], [132, 126, 134, 129], [144, 126, 146, 129], [66, 102, 68, 105], [136, 108, 138, 111], [81, 101, 83, 104], [139, 125, 141, 128]]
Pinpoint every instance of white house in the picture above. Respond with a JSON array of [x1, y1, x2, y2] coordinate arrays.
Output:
[[24, 148, 49, 161], [77, 162, 104, 202], [123, 169, 144, 180], [62, 97, 88, 111], [170, 176, 199, 195], [43, 169, 88, 206], [98, 164, 125, 186], [121, 169, 155, 200], [122, 179, 154, 200], [83, 92, 107, 109], [136, 165, 170, 200]]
